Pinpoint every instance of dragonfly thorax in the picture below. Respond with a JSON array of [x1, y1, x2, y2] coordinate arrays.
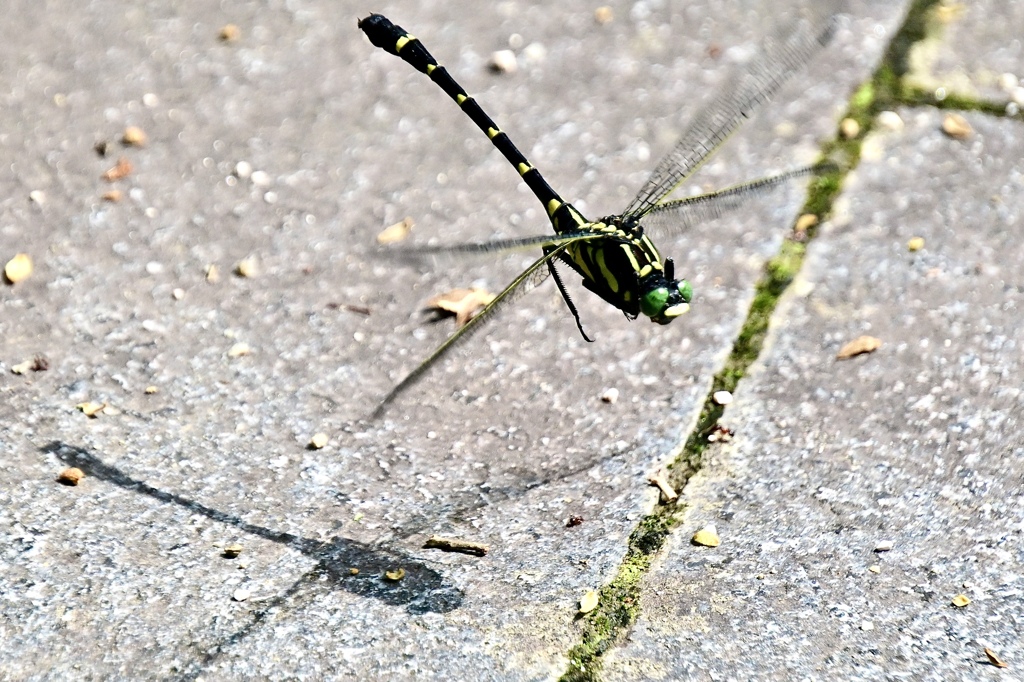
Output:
[[563, 214, 692, 324]]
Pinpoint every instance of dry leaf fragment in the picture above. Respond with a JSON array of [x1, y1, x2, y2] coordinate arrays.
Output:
[[836, 336, 882, 360], [594, 6, 614, 24], [942, 113, 972, 140], [101, 189, 123, 202], [907, 237, 925, 252], [57, 467, 85, 486], [423, 535, 489, 556], [349, 567, 360, 576], [951, 594, 970, 607], [579, 589, 599, 614], [222, 543, 244, 558], [384, 567, 406, 581], [11, 360, 33, 375], [984, 647, 1008, 668], [102, 157, 133, 181], [122, 126, 147, 147], [427, 287, 495, 327], [692, 525, 721, 547], [4, 253, 33, 283], [308, 432, 329, 450], [376, 217, 414, 244], [76, 401, 106, 418]]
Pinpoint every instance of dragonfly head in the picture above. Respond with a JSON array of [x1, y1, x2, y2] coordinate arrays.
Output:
[[639, 258, 692, 324]]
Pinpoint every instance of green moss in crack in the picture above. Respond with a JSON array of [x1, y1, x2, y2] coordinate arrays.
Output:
[[559, 515, 678, 682]]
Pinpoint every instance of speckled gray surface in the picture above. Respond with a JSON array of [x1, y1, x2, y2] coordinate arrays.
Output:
[[602, 71, 1024, 682], [5, 0, 1017, 680], [905, 0, 1024, 107]]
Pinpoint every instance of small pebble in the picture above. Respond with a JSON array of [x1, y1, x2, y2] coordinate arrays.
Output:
[[692, 525, 721, 547], [231, 587, 250, 602], [4, 253, 33, 283], [874, 539, 894, 552], [29, 190, 46, 205], [594, 6, 614, 24], [839, 117, 860, 139], [122, 126, 147, 147], [601, 387, 619, 404], [579, 590, 599, 614], [997, 72, 1019, 91], [250, 170, 271, 187], [794, 213, 818, 232], [876, 110, 904, 131], [907, 236, 925, 252], [219, 24, 241, 42], [488, 49, 517, 74], [235, 257, 257, 278], [223, 543, 244, 558], [57, 467, 85, 486], [309, 433, 329, 450], [522, 43, 547, 66], [951, 594, 970, 607], [234, 161, 253, 179], [227, 342, 251, 358], [941, 113, 972, 140], [712, 390, 733, 406]]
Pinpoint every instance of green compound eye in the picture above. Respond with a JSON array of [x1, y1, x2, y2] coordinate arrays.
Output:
[[640, 286, 669, 317], [677, 280, 693, 303]]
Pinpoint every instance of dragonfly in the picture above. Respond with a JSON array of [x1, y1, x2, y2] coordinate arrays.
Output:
[[358, 6, 839, 419]]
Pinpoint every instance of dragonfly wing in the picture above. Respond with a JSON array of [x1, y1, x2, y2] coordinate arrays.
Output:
[[622, 3, 841, 219], [370, 235, 601, 419], [641, 162, 837, 236]]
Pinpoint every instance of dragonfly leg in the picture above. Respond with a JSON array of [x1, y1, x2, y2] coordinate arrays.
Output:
[[548, 259, 594, 342]]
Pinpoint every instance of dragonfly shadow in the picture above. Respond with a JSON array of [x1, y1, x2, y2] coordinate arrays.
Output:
[[39, 441, 463, 616]]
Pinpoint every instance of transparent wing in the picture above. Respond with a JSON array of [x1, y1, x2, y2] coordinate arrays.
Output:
[[622, 3, 841, 219], [370, 234, 602, 419], [383, 230, 608, 259], [641, 162, 836, 235]]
